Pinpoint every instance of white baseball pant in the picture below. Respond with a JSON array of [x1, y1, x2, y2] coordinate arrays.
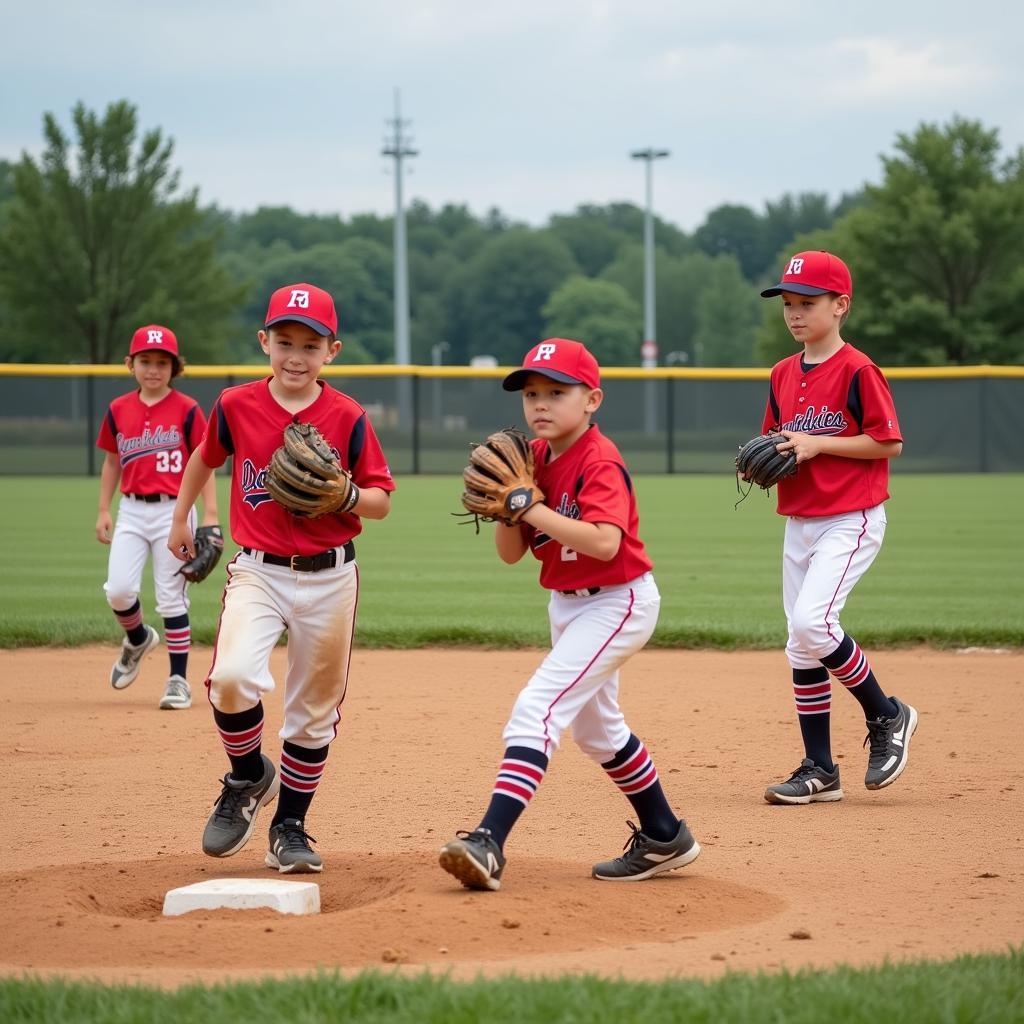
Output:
[[207, 550, 359, 748], [783, 504, 887, 669], [104, 495, 194, 616], [502, 572, 661, 762]]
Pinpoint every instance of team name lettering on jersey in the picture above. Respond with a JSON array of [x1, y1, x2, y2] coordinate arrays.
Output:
[[240, 458, 275, 509], [116, 425, 183, 464], [782, 404, 848, 435], [554, 492, 581, 520]]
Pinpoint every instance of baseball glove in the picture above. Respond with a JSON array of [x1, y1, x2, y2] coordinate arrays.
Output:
[[176, 525, 225, 583], [735, 431, 797, 490], [460, 427, 544, 527], [265, 421, 360, 519]]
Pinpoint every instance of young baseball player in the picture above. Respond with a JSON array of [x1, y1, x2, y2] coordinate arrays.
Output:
[[167, 282, 394, 873], [96, 325, 220, 710], [756, 250, 917, 805], [439, 338, 700, 891]]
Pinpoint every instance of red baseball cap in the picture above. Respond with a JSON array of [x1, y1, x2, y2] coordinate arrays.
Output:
[[129, 325, 179, 358], [503, 338, 601, 391], [761, 251, 853, 298], [264, 283, 338, 336]]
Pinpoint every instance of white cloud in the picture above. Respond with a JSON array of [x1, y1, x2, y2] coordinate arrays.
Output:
[[823, 37, 997, 104]]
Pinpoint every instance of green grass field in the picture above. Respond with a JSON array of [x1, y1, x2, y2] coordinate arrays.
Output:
[[1, 948, 1021, 1023], [1, 474, 1021, 649]]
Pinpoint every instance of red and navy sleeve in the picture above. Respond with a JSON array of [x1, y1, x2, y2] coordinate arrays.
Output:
[[96, 405, 118, 453], [347, 412, 395, 492], [199, 397, 233, 469], [576, 461, 631, 531], [184, 401, 208, 453], [854, 366, 902, 444]]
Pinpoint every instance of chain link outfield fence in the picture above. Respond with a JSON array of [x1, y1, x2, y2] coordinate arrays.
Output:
[[1, 364, 1021, 476]]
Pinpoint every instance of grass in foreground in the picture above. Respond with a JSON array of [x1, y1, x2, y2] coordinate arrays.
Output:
[[1, 948, 1021, 1023], [1, 474, 1021, 648]]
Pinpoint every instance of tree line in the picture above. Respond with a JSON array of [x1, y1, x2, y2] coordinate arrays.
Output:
[[0, 101, 1022, 369]]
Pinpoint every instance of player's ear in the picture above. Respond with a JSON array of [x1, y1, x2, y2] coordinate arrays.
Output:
[[124, 356, 134, 372], [258, 329, 271, 354], [325, 338, 342, 363], [585, 387, 604, 414]]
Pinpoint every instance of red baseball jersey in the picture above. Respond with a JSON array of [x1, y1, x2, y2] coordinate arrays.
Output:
[[200, 378, 394, 554], [761, 343, 902, 517], [97, 389, 207, 496], [522, 424, 653, 590]]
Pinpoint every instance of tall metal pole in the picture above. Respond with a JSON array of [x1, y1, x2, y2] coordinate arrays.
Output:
[[630, 147, 669, 435], [382, 89, 418, 429]]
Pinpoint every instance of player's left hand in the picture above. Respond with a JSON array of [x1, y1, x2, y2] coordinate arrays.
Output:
[[777, 430, 825, 464]]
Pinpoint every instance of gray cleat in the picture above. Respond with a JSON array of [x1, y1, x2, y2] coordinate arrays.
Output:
[[110, 625, 160, 690], [202, 754, 279, 857], [864, 696, 918, 790], [266, 819, 323, 874], [592, 819, 701, 881], [158, 675, 191, 710], [765, 758, 843, 804]]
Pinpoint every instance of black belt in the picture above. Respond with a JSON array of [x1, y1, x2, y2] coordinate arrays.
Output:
[[242, 541, 355, 572], [559, 587, 601, 597], [129, 493, 172, 503]]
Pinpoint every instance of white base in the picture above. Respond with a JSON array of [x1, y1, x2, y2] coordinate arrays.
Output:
[[162, 878, 320, 917]]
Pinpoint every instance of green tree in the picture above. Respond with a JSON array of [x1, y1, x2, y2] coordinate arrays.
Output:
[[691, 256, 761, 366], [0, 101, 242, 364], [695, 204, 767, 280], [541, 276, 641, 365], [447, 229, 578, 364], [757, 118, 1024, 366]]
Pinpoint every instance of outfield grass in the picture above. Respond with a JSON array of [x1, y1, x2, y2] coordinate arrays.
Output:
[[1, 474, 1021, 648], [1, 948, 1021, 1022]]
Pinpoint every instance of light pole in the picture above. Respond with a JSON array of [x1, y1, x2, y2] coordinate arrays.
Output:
[[431, 341, 449, 428], [630, 147, 669, 435], [382, 88, 418, 430]]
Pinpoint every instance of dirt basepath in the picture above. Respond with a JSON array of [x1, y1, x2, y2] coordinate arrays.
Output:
[[1, 647, 1021, 986]]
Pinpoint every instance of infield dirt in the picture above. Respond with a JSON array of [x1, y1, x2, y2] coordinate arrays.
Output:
[[1, 646, 1021, 987]]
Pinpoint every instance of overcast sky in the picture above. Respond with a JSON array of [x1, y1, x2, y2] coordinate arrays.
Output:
[[4, 1, 1023, 231]]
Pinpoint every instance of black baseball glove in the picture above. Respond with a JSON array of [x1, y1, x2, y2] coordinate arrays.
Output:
[[176, 525, 225, 583], [735, 432, 797, 491]]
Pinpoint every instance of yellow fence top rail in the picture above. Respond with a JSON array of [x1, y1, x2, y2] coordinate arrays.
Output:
[[0, 363, 1022, 380]]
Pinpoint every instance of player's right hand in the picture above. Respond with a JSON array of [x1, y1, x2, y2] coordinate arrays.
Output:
[[95, 511, 113, 545], [166, 520, 196, 561]]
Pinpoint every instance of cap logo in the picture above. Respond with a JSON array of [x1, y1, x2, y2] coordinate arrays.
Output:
[[533, 343, 557, 361], [286, 290, 310, 309], [786, 258, 805, 276], [147, 330, 164, 344]]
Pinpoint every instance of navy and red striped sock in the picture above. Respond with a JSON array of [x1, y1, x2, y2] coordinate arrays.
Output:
[[212, 702, 265, 783], [793, 667, 834, 771], [821, 635, 898, 721], [602, 734, 678, 843], [478, 746, 549, 850], [113, 600, 148, 647], [272, 742, 328, 827], [163, 613, 190, 679]]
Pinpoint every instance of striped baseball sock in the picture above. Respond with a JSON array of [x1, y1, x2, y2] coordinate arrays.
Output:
[[820, 635, 898, 721], [478, 746, 549, 850], [163, 614, 190, 678], [212, 703, 265, 783], [272, 742, 329, 827], [793, 667, 834, 770], [602, 734, 678, 843], [113, 600, 148, 647]]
